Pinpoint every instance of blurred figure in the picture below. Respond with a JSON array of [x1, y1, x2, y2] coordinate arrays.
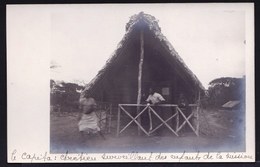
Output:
[[177, 93, 192, 134], [78, 94, 105, 142], [146, 87, 166, 136], [177, 93, 188, 110], [146, 88, 165, 105]]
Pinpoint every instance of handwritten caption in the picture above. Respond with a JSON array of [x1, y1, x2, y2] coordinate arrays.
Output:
[[10, 149, 253, 162]]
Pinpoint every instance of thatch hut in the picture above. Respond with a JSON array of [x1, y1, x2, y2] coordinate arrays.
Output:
[[82, 12, 205, 107], [80, 12, 207, 136]]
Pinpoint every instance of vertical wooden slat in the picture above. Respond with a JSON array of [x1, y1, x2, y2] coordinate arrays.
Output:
[[148, 106, 153, 134], [136, 29, 144, 135], [116, 105, 121, 137], [176, 107, 179, 132], [196, 91, 201, 136], [108, 103, 112, 133], [173, 62, 177, 103]]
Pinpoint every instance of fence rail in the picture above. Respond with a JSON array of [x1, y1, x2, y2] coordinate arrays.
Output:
[[117, 104, 199, 137], [95, 102, 112, 133]]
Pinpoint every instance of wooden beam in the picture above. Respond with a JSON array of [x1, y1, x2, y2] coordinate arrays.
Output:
[[136, 29, 144, 135], [176, 107, 197, 136], [108, 103, 112, 133], [150, 112, 178, 134], [121, 105, 150, 136], [196, 91, 201, 136], [173, 60, 177, 103], [119, 105, 149, 134], [149, 107, 179, 136], [116, 105, 121, 137]]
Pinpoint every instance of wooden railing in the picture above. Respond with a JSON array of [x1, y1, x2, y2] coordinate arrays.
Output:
[[95, 102, 112, 133], [117, 104, 199, 137]]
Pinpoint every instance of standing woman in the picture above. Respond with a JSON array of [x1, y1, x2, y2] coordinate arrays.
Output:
[[78, 94, 105, 141]]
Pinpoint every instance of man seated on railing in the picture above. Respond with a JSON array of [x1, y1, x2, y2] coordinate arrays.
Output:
[[146, 88, 166, 105], [146, 88, 166, 136]]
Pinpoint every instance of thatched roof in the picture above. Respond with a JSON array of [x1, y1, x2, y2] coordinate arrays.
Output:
[[82, 12, 205, 97]]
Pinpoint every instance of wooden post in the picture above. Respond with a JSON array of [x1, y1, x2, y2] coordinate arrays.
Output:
[[148, 106, 152, 134], [173, 66, 177, 130], [117, 105, 121, 137], [137, 29, 144, 135], [176, 107, 179, 132], [108, 103, 112, 133], [196, 91, 201, 136], [173, 62, 177, 103]]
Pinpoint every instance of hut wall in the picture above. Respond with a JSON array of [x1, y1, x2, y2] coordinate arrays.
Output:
[[97, 47, 140, 105]]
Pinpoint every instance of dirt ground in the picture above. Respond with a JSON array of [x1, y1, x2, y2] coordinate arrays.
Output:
[[50, 108, 245, 153]]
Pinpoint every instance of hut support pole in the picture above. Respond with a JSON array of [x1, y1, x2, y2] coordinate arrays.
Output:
[[117, 105, 121, 137], [137, 29, 144, 135], [108, 103, 112, 133], [196, 91, 201, 136], [173, 62, 177, 103]]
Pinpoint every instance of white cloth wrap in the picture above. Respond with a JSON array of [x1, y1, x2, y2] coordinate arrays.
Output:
[[78, 112, 100, 133]]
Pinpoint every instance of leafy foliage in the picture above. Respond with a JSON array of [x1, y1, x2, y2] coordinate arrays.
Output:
[[50, 79, 84, 112], [207, 77, 245, 108]]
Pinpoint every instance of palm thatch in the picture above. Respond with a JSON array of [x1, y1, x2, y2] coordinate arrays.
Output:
[[82, 12, 205, 104]]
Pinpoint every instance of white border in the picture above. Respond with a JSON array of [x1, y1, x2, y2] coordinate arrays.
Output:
[[7, 3, 255, 163]]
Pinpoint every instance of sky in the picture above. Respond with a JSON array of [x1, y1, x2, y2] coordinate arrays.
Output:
[[8, 4, 248, 88]]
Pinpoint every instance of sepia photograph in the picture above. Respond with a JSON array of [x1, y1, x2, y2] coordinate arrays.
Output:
[[7, 3, 254, 162]]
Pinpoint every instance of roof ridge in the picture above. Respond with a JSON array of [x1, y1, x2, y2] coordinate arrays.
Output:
[[126, 12, 161, 32], [82, 12, 205, 97]]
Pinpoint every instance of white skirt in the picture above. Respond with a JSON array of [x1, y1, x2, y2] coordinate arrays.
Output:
[[78, 112, 100, 133]]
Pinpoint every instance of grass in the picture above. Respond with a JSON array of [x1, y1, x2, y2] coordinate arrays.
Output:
[[50, 108, 245, 153]]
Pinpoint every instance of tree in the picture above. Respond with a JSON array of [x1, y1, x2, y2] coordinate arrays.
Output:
[[207, 77, 245, 108], [50, 80, 84, 112]]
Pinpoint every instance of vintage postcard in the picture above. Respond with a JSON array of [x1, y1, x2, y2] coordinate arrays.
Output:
[[7, 3, 254, 163]]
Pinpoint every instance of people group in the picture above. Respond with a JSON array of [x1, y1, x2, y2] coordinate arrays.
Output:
[[77, 87, 194, 142]]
